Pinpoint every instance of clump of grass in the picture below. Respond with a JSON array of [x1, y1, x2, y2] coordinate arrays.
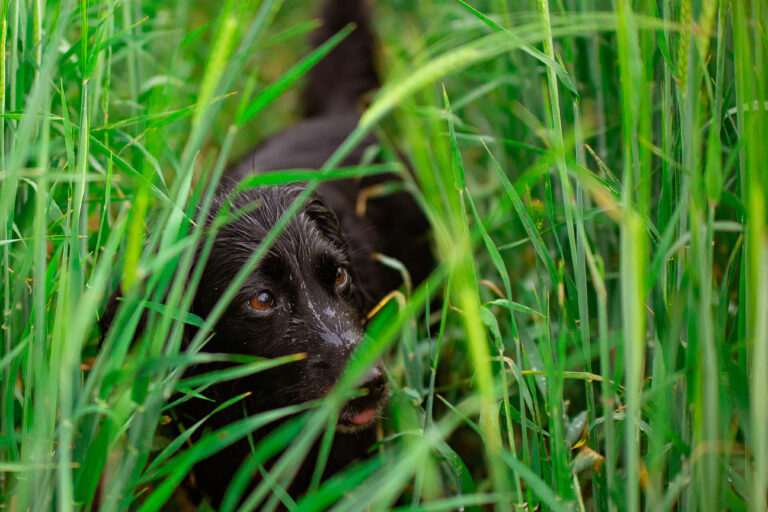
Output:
[[1, 0, 766, 510]]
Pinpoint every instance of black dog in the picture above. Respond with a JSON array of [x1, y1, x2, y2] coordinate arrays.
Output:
[[102, 0, 431, 506]]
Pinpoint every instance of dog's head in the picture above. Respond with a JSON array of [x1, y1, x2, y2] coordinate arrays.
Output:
[[193, 185, 387, 431]]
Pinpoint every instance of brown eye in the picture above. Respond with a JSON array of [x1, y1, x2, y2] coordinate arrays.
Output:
[[249, 291, 275, 311], [334, 266, 349, 288]]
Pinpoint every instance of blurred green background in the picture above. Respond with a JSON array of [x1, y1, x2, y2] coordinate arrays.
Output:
[[1, 0, 766, 510]]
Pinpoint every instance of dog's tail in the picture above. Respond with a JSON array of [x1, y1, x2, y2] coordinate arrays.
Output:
[[303, 0, 379, 117]]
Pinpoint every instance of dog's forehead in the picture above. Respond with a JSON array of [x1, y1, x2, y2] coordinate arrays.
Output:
[[211, 187, 344, 271], [271, 213, 340, 263]]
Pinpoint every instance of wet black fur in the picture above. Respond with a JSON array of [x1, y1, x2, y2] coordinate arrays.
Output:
[[101, 0, 431, 506]]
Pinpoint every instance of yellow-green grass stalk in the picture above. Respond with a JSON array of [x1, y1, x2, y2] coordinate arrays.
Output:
[[732, 2, 768, 511], [613, 1, 651, 511]]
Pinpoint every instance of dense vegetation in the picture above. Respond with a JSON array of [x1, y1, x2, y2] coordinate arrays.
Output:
[[1, 0, 766, 510]]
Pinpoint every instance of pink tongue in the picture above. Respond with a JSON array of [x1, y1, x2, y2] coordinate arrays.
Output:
[[349, 408, 376, 425]]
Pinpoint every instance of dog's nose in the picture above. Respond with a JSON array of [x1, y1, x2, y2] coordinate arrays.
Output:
[[359, 366, 386, 396]]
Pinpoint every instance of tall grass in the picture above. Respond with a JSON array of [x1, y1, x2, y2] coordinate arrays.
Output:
[[1, 0, 766, 510]]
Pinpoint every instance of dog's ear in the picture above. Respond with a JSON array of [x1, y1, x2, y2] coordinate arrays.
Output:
[[99, 287, 124, 342], [304, 197, 344, 245], [98, 286, 153, 347]]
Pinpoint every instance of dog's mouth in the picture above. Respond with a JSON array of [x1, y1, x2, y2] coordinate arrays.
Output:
[[348, 407, 378, 425], [336, 367, 388, 433], [337, 398, 385, 433]]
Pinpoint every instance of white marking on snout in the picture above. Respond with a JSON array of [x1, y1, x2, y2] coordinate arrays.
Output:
[[341, 329, 361, 345], [307, 298, 347, 347], [319, 330, 344, 347]]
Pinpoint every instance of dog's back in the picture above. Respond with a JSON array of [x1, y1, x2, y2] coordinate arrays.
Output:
[[303, 0, 378, 117], [230, 0, 378, 175]]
